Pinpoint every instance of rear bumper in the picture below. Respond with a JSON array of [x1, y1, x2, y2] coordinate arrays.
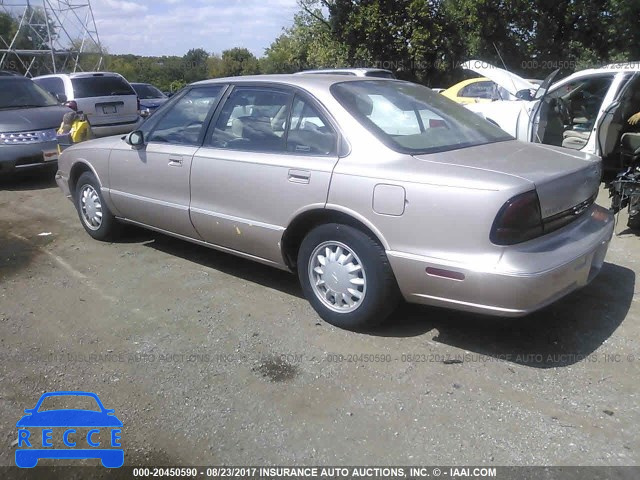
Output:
[[388, 204, 614, 317], [0, 141, 59, 174]]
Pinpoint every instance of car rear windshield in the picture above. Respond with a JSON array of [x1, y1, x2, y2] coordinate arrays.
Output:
[[331, 80, 513, 154], [132, 83, 166, 99], [0, 79, 58, 109], [71, 75, 135, 99]]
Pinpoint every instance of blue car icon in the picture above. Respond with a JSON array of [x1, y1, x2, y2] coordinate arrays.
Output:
[[16, 391, 123, 468]]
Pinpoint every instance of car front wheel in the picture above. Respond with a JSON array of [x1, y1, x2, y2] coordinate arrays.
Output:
[[75, 172, 120, 241], [298, 223, 400, 330]]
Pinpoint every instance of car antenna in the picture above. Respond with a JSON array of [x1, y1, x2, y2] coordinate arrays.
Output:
[[493, 42, 543, 143]]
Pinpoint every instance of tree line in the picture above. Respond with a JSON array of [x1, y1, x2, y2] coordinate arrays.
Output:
[[1, 0, 639, 91]]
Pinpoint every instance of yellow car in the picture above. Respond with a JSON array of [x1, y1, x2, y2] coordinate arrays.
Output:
[[441, 77, 503, 104]]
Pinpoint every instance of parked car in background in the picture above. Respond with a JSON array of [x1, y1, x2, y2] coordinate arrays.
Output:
[[131, 82, 169, 117], [442, 77, 520, 104], [33, 72, 140, 138], [55, 75, 613, 330], [462, 60, 640, 170], [0, 76, 72, 175], [296, 68, 396, 79]]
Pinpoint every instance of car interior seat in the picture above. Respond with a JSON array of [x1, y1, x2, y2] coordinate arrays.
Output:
[[562, 130, 591, 150], [287, 122, 335, 155], [232, 115, 282, 151], [621, 132, 640, 166]]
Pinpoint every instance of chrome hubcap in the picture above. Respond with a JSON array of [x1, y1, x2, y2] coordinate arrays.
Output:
[[79, 184, 103, 231], [308, 241, 366, 313]]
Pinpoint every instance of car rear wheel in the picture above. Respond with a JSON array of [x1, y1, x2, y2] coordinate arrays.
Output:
[[298, 223, 400, 330], [75, 172, 120, 241]]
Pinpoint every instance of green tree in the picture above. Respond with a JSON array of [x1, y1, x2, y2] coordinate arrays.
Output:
[[182, 47, 209, 83], [218, 47, 260, 77]]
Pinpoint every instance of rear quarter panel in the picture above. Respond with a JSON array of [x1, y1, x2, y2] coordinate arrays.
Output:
[[327, 146, 530, 271]]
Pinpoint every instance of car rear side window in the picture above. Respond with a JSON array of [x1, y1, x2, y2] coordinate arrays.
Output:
[[147, 86, 224, 145], [71, 76, 135, 98], [286, 96, 337, 155], [210, 87, 292, 152]]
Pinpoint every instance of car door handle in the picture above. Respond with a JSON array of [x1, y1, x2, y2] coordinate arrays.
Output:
[[288, 169, 311, 184], [168, 157, 183, 167]]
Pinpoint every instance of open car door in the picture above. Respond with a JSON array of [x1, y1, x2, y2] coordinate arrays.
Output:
[[528, 69, 563, 145]]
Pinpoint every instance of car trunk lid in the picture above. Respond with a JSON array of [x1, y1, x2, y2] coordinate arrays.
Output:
[[412, 140, 601, 219]]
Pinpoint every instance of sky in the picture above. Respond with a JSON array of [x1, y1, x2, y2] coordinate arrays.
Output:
[[91, 0, 300, 58]]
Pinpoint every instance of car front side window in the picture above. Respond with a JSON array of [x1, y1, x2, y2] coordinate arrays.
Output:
[[146, 86, 223, 145]]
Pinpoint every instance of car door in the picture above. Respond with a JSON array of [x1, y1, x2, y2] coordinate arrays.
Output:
[[108, 85, 225, 236], [190, 85, 340, 266], [530, 72, 616, 152]]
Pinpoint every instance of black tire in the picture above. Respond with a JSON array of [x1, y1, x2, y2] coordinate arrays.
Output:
[[298, 223, 400, 330], [75, 172, 120, 241]]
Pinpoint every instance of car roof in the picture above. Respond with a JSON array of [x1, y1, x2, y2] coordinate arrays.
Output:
[[592, 62, 640, 73], [192, 73, 396, 90], [34, 71, 124, 79], [296, 68, 394, 75]]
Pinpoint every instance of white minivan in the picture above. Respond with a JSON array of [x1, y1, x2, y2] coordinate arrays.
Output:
[[33, 72, 140, 137]]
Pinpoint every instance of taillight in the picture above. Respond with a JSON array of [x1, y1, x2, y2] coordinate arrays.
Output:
[[65, 100, 78, 112], [490, 190, 543, 245], [137, 97, 141, 111]]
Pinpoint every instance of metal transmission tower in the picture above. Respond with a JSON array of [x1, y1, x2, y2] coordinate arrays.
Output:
[[0, 0, 103, 76]]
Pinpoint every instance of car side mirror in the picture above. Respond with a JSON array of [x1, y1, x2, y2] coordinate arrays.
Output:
[[55, 93, 67, 103], [515, 89, 534, 101], [140, 108, 151, 119], [126, 130, 145, 148]]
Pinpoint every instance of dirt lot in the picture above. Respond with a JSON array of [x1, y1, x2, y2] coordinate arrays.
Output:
[[0, 172, 639, 471]]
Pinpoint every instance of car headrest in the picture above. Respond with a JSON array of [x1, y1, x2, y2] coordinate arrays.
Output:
[[343, 93, 373, 117]]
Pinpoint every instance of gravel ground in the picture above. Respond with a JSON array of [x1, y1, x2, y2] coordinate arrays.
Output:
[[0, 172, 638, 473]]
